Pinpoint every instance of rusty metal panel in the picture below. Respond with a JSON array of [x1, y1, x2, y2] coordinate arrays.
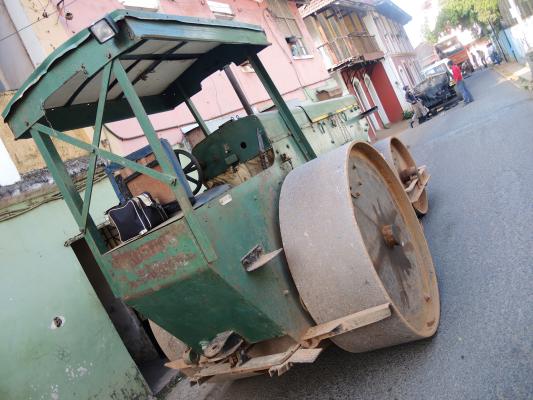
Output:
[[102, 218, 206, 299]]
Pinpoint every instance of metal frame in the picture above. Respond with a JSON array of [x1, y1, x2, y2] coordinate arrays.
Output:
[[24, 52, 317, 266], [28, 59, 216, 262], [248, 54, 316, 161], [165, 303, 392, 382]]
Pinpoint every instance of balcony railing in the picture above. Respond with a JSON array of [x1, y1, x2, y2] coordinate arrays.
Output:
[[317, 33, 383, 70]]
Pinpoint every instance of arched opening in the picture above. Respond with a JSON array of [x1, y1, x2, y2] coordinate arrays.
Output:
[[352, 77, 380, 132], [364, 74, 390, 126]]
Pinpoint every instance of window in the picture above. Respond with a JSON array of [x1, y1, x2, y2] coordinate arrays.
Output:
[[207, 1, 235, 20], [119, 0, 159, 12], [268, 0, 310, 57]]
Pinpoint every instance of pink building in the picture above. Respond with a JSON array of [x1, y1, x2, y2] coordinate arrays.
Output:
[[0, 0, 337, 155]]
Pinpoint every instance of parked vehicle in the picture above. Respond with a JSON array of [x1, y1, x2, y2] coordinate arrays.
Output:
[[435, 36, 474, 76], [2, 10, 438, 384], [414, 61, 459, 116]]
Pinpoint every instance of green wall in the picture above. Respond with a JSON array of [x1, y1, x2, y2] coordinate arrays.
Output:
[[0, 181, 150, 399]]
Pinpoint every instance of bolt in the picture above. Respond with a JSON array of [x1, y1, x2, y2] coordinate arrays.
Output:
[[381, 224, 401, 247]]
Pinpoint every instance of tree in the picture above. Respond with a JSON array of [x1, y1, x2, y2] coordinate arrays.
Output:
[[422, 21, 438, 43], [432, 0, 501, 37]]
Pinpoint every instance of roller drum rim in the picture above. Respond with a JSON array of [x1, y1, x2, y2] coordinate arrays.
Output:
[[374, 137, 429, 216], [279, 141, 440, 353]]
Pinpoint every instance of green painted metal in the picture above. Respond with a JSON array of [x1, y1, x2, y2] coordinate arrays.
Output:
[[34, 123, 175, 184], [192, 115, 270, 180], [113, 60, 216, 263], [95, 95, 368, 352], [176, 81, 211, 137], [81, 62, 112, 228], [3, 10, 270, 139], [98, 159, 312, 353], [0, 181, 150, 399], [193, 95, 368, 182], [30, 129, 107, 254], [247, 54, 317, 161], [4, 9, 371, 362]]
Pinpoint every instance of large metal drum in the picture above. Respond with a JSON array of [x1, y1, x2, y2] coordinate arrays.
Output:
[[374, 137, 429, 216], [279, 141, 439, 353]]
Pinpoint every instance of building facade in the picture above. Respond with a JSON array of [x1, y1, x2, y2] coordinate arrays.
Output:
[[301, 0, 422, 137], [1, 0, 339, 157], [498, 0, 533, 65]]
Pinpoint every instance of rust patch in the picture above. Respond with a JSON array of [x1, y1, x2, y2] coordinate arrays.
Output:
[[110, 224, 185, 269], [127, 252, 197, 290], [369, 201, 415, 309]]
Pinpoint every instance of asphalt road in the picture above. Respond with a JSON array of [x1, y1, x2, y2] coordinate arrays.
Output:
[[205, 69, 533, 400]]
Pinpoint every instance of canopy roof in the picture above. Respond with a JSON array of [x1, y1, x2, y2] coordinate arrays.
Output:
[[2, 10, 270, 139]]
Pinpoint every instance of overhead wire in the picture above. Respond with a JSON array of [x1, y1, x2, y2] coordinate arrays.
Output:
[[0, 0, 81, 45]]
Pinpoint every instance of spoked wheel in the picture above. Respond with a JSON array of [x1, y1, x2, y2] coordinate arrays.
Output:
[[374, 137, 429, 217], [174, 149, 204, 195], [279, 142, 439, 353]]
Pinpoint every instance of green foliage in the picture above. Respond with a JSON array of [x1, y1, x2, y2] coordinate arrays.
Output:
[[403, 110, 414, 120], [422, 22, 438, 43], [432, 0, 500, 37]]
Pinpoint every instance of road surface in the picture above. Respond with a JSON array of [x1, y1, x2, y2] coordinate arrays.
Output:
[[168, 69, 533, 400]]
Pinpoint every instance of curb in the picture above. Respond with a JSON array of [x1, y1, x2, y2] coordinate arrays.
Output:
[[493, 65, 533, 92]]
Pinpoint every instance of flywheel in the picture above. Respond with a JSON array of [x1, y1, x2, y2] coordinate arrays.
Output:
[[279, 141, 439, 353]]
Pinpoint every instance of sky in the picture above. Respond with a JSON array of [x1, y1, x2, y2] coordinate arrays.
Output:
[[394, 0, 440, 48]]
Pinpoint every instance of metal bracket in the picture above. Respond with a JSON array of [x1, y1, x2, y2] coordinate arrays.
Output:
[[300, 303, 391, 348], [241, 245, 284, 272]]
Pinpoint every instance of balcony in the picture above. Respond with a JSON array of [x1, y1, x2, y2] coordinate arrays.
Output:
[[317, 33, 384, 71]]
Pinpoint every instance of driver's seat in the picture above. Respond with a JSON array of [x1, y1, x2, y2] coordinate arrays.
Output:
[[105, 139, 229, 215]]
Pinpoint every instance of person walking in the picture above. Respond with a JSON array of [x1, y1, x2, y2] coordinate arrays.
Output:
[[487, 43, 502, 65], [470, 52, 479, 69], [448, 60, 474, 104], [403, 86, 430, 125], [477, 49, 487, 68]]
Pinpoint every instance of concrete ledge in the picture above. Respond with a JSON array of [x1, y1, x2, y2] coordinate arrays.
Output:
[[494, 63, 533, 91]]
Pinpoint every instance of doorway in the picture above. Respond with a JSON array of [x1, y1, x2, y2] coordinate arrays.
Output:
[[352, 77, 380, 131], [364, 74, 390, 126]]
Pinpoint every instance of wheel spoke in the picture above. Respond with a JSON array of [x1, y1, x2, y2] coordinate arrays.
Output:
[[183, 163, 196, 174]]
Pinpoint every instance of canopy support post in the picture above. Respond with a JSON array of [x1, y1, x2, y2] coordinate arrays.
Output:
[[112, 61, 216, 263], [81, 62, 112, 229], [30, 128, 107, 258], [247, 54, 316, 161], [175, 81, 211, 138]]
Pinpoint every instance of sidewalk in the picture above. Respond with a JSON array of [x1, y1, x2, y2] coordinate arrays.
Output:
[[374, 119, 411, 142], [493, 62, 533, 91]]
